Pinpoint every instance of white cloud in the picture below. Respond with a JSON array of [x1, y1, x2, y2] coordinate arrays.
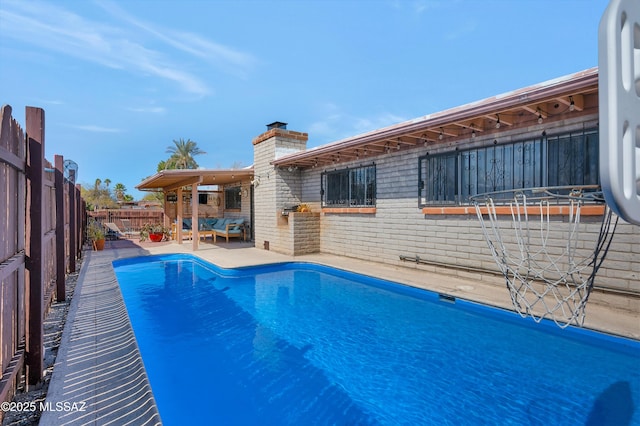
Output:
[[0, 0, 254, 96], [66, 124, 123, 133], [444, 20, 478, 41], [389, 0, 443, 15], [308, 104, 407, 144], [412, 0, 440, 15], [96, 0, 257, 77], [352, 113, 408, 134], [127, 106, 166, 114]]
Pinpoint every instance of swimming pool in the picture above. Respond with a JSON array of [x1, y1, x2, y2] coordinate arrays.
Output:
[[113, 254, 640, 425]]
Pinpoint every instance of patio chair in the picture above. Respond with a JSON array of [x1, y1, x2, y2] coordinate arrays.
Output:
[[120, 219, 133, 238], [104, 222, 126, 240]]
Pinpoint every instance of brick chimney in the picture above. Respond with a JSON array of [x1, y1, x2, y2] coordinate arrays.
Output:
[[252, 122, 308, 253]]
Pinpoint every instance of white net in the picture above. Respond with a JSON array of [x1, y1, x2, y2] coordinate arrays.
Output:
[[472, 186, 617, 328]]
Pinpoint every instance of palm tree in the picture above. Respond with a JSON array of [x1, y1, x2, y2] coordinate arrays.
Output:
[[166, 138, 206, 169], [114, 183, 127, 201]]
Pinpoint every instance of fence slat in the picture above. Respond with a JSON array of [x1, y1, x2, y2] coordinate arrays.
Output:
[[55, 156, 65, 302], [25, 106, 44, 385], [69, 182, 77, 273]]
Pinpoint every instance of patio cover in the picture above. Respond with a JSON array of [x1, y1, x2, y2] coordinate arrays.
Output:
[[136, 168, 254, 192], [136, 168, 254, 250]]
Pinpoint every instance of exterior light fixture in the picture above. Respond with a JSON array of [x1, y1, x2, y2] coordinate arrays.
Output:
[[537, 109, 543, 124], [439, 128, 444, 140], [569, 96, 575, 111], [495, 115, 501, 129], [471, 124, 476, 138]]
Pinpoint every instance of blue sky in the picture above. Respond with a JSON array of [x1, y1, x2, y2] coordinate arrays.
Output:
[[1, 0, 609, 199]]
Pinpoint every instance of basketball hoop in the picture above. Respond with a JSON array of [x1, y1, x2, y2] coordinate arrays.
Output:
[[471, 186, 618, 328]]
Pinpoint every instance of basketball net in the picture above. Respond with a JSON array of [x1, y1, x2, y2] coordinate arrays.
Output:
[[472, 186, 617, 328]]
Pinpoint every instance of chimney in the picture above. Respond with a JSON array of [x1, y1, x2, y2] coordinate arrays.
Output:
[[266, 121, 287, 130]]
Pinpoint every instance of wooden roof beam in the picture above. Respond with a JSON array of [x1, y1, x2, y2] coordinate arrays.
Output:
[[165, 176, 203, 192], [452, 121, 485, 132], [405, 133, 424, 142], [427, 127, 458, 138], [421, 129, 442, 140], [382, 137, 418, 149], [522, 104, 547, 118], [557, 94, 584, 111], [484, 113, 513, 127], [362, 143, 387, 154]]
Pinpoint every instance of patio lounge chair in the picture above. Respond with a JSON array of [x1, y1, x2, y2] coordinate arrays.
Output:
[[104, 222, 126, 240], [120, 219, 133, 238]]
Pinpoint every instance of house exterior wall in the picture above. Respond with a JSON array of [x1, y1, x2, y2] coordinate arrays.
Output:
[[220, 181, 252, 223], [255, 114, 639, 306], [165, 191, 224, 220]]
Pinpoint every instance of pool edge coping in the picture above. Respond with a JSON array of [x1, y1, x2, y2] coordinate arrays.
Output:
[[40, 247, 163, 426]]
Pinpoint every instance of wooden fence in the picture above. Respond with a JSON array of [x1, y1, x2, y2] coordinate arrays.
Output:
[[0, 105, 83, 410], [88, 209, 163, 232]]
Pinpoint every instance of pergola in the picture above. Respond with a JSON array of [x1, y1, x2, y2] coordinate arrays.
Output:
[[137, 168, 254, 250]]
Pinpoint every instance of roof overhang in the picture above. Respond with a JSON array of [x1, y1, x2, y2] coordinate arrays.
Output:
[[273, 67, 599, 169], [136, 168, 254, 192]]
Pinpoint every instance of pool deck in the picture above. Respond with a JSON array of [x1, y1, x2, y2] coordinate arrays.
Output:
[[40, 238, 640, 425]]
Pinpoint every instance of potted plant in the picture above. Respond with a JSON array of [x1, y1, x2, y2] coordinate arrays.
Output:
[[87, 218, 106, 251], [139, 223, 169, 242]]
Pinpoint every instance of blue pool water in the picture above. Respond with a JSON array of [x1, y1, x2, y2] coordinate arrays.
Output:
[[113, 254, 640, 425]]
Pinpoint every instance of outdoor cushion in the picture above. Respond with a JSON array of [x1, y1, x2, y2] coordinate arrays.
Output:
[[198, 218, 217, 230], [213, 219, 229, 230]]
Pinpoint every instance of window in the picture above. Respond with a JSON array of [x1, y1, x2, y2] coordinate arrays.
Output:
[[419, 129, 599, 206], [322, 165, 376, 207], [547, 131, 599, 186], [198, 193, 208, 204], [224, 186, 242, 210]]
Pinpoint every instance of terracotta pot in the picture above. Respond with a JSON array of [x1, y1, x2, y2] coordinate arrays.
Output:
[[93, 239, 105, 251], [149, 233, 164, 242]]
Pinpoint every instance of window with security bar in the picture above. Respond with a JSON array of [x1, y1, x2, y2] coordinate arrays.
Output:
[[418, 129, 599, 206], [322, 165, 376, 207]]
